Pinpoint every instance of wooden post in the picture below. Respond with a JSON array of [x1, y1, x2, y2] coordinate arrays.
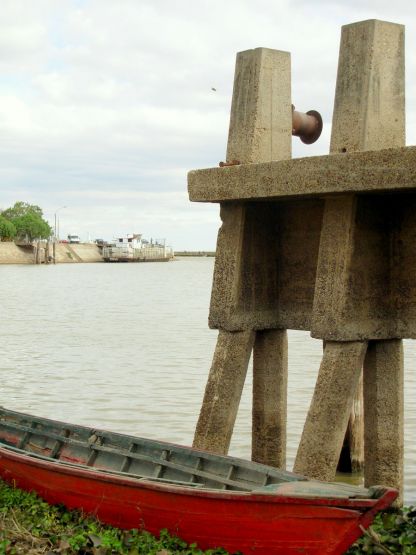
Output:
[[35, 241, 40, 264], [193, 48, 292, 460], [296, 20, 405, 486], [337, 374, 364, 473]]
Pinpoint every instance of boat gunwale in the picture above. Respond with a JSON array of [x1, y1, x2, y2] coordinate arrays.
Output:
[[0, 406, 303, 481]]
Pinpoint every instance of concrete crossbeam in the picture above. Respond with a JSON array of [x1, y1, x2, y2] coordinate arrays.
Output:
[[188, 145, 416, 203]]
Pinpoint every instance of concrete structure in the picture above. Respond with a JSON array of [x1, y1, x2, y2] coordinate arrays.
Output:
[[189, 19, 406, 500], [0, 242, 103, 264], [192, 48, 291, 468]]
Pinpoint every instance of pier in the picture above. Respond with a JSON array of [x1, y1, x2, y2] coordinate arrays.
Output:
[[189, 19, 407, 501]]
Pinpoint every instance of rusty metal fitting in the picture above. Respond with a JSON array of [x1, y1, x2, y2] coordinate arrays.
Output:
[[219, 160, 241, 167], [292, 105, 323, 144]]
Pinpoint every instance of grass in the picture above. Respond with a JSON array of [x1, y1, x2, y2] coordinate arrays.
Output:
[[0, 480, 231, 555], [346, 507, 416, 554], [1, 479, 415, 554]]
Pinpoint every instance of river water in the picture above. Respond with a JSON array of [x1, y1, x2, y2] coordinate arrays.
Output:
[[1, 257, 415, 502]]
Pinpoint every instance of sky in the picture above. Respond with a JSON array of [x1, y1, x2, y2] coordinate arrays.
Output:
[[0, 1, 415, 250]]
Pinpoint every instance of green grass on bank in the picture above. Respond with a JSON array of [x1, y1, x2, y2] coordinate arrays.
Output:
[[1, 479, 415, 554], [0, 480, 230, 555]]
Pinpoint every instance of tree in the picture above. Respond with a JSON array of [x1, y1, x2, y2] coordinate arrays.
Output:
[[1, 201, 43, 220], [0, 215, 16, 241], [12, 213, 52, 242], [1, 201, 52, 242]]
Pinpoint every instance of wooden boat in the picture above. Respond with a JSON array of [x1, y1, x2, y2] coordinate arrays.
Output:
[[0, 407, 397, 555]]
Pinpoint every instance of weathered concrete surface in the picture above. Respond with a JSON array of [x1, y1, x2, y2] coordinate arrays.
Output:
[[210, 48, 292, 330], [209, 198, 323, 332], [0, 243, 103, 264], [0, 243, 35, 264], [293, 341, 367, 480], [311, 18, 406, 342], [364, 340, 404, 502], [330, 20, 404, 153], [192, 330, 255, 454], [188, 145, 416, 202], [252, 329, 288, 468], [193, 20, 407, 491], [55, 243, 103, 263], [310, 193, 416, 340], [226, 48, 292, 164], [194, 48, 291, 461], [295, 19, 405, 494]]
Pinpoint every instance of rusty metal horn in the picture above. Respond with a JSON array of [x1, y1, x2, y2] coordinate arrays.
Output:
[[292, 105, 323, 144]]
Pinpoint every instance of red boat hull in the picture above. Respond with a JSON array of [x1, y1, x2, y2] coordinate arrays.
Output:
[[0, 447, 396, 555]]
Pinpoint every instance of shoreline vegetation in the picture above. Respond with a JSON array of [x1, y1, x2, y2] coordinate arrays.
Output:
[[1, 480, 415, 555]]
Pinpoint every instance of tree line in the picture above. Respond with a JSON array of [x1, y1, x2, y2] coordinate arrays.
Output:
[[0, 202, 52, 242]]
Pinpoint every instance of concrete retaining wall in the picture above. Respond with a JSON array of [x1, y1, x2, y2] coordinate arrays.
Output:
[[0, 242, 103, 264], [55, 243, 103, 263]]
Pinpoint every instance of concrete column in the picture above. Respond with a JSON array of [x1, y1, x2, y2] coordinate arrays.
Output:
[[330, 19, 405, 154], [210, 47, 292, 324], [193, 330, 255, 454], [227, 48, 292, 466], [226, 47, 292, 164], [364, 340, 404, 501], [294, 341, 367, 480], [252, 329, 288, 467], [194, 48, 291, 455], [302, 19, 405, 485]]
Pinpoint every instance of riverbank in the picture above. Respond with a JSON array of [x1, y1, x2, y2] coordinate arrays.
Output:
[[0, 244, 215, 264], [174, 251, 215, 257], [0, 242, 103, 264]]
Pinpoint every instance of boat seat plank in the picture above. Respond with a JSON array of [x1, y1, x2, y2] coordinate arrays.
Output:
[[17, 421, 37, 449], [120, 442, 136, 473], [153, 449, 168, 479], [91, 443, 250, 490], [50, 429, 70, 459]]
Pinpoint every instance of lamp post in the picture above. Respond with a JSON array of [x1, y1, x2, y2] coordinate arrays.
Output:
[[54, 206, 66, 241], [53, 206, 66, 264]]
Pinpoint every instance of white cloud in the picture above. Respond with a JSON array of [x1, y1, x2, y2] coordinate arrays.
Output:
[[0, 0, 414, 248]]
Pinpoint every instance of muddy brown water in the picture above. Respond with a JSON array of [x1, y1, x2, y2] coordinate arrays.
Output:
[[1, 257, 414, 502]]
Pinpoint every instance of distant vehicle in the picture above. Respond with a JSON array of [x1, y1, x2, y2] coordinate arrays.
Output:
[[67, 234, 81, 244], [94, 239, 105, 246]]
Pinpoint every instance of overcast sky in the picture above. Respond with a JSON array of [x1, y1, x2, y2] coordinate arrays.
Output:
[[0, 1, 414, 249]]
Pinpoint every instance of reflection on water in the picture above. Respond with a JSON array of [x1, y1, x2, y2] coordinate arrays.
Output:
[[0, 258, 414, 502]]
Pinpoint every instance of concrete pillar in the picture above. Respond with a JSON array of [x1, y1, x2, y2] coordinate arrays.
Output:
[[193, 330, 255, 454], [364, 340, 404, 501], [330, 19, 405, 154], [294, 341, 367, 480], [330, 19, 404, 495], [252, 330, 288, 467], [298, 19, 405, 485], [229, 48, 292, 466], [194, 48, 292, 456]]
